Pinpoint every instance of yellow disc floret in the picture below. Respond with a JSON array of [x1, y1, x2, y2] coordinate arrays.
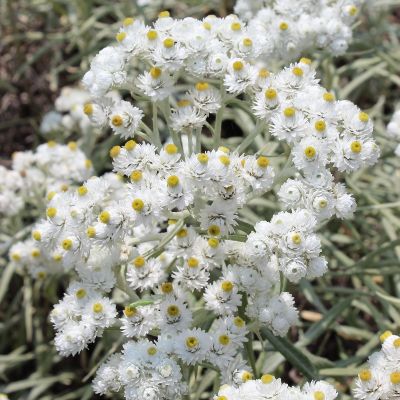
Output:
[[243, 38, 252, 47], [165, 143, 178, 154], [393, 338, 400, 348], [323, 92, 335, 102], [130, 170, 143, 182], [133, 256, 145, 268], [208, 225, 221, 236], [279, 21, 289, 30], [359, 369, 372, 382], [257, 156, 270, 168], [147, 30, 158, 40], [359, 112, 370, 123], [291, 232, 302, 244], [86, 226, 96, 238], [111, 115, 123, 127], [31, 248, 40, 258], [147, 346, 157, 355], [77, 185, 88, 196], [219, 335, 230, 345], [132, 198, 144, 211], [99, 211, 110, 224], [124, 305, 137, 317], [350, 141, 362, 153], [208, 238, 219, 248], [186, 336, 199, 349], [390, 372, 400, 384], [123, 17, 134, 26], [68, 141, 77, 151], [93, 303, 103, 313], [163, 38, 175, 48], [159, 10, 170, 18], [380, 331, 392, 342], [195, 82, 209, 91], [233, 61, 244, 71], [62, 239, 73, 251], [242, 371, 253, 381], [197, 153, 209, 164], [219, 155, 231, 166], [161, 282, 173, 294], [109, 145, 121, 158], [32, 230, 41, 241], [265, 88, 277, 100], [83, 103, 93, 115], [167, 305, 180, 317], [300, 57, 312, 65], [167, 175, 180, 187], [304, 146, 316, 159], [187, 257, 199, 268], [231, 22, 241, 31], [177, 228, 187, 238], [234, 316, 245, 328], [261, 374, 274, 384], [150, 66, 162, 79], [124, 140, 137, 151], [221, 281, 233, 292], [116, 32, 126, 42], [76, 288, 87, 299], [315, 120, 326, 132], [292, 67, 304, 77], [46, 207, 57, 218], [314, 392, 325, 400], [284, 107, 295, 117]]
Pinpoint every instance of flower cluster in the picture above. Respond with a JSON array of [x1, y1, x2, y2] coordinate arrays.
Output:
[[40, 87, 94, 137], [7, 141, 93, 278], [27, 10, 379, 400], [234, 0, 364, 60], [387, 109, 400, 156], [214, 375, 338, 400], [353, 331, 400, 399]]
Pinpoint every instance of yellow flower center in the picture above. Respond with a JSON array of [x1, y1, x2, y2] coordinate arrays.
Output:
[[390, 372, 400, 384], [243, 38, 253, 47], [292, 67, 303, 77], [109, 145, 121, 158], [221, 281, 233, 292], [116, 32, 126, 42], [177, 99, 191, 107], [77, 186, 88, 196], [393, 338, 400, 348], [259, 68, 270, 78], [93, 303, 103, 313], [219, 335, 230, 345], [62, 239, 73, 251], [319, 199, 328, 209], [349, 5, 358, 16], [123, 17, 134, 26], [46, 207, 57, 218], [76, 288, 87, 299], [132, 198, 144, 211], [195, 82, 209, 91], [350, 141, 362, 153], [125, 140, 137, 151], [60, 184, 68, 192], [186, 336, 199, 349], [130, 170, 143, 182], [165, 143, 178, 154], [292, 233, 302, 244], [197, 153, 209, 164], [323, 92, 335, 102], [314, 392, 325, 400], [86, 226, 96, 238], [233, 61, 244, 71], [161, 282, 173, 294], [133, 256, 145, 268], [177, 228, 187, 238], [203, 22, 211, 30], [163, 38, 175, 48], [359, 112, 369, 123], [380, 330, 392, 342], [37, 271, 46, 279], [231, 22, 241, 31], [167, 305, 180, 317], [234, 316, 245, 328], [99, 211, 110, 224], [315, 120, 326, 132], [68, 141, 77, 151], [261, 374, 274, 384], [147, 30, 158, 40], [167, 175, 179, 187], [31, 249, 40, 258], [208, 225, 221, 236], [265, 88, 277, 100], [304, 146, 316, 159], [111, 115, 123, 127], [85, 159, 92, 169], [218, 146, 230, 154], [208, 238, 219, 248], [283, 107, 295, 117], [11, 253, 21, 261], [219, 155, 230, 166], [158, 10, 170, 18], [147, 346, 157, 355], [242, 371, 253, 381], [47, 190, 55, 200], [257, 156, 270, 168], [300, 57, 312, 65], [279, 21, 289, 30], [32, 230, 41, 241], [47, 140, 57, 148], [359, 369, 372, 382], [187, 257, 199, 268], [150, 66, 162, 79], [83, 103, 93, 115], [124, 305, 137, 317]]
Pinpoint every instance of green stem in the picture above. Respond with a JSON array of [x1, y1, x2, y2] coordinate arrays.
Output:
[[235, 119, 265, 154], [152, 102, 162, 149]]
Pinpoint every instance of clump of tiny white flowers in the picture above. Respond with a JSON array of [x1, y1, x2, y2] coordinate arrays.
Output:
[[234, 0, 364, 60], [353, 331, 400, 399], [386, 109, 400, 156], [29, 10, 379, 400], [214, 374, 338, 400]]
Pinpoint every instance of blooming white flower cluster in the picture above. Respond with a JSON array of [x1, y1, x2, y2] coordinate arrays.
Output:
[[387, 109, 400, 156], [353, 331, 400, 399], [214, 375, 338, 400], [234, 0, 364, 60], [7, 141, 93, 278], [40, 87, 93, 136], [26, 10, 380, 400]]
